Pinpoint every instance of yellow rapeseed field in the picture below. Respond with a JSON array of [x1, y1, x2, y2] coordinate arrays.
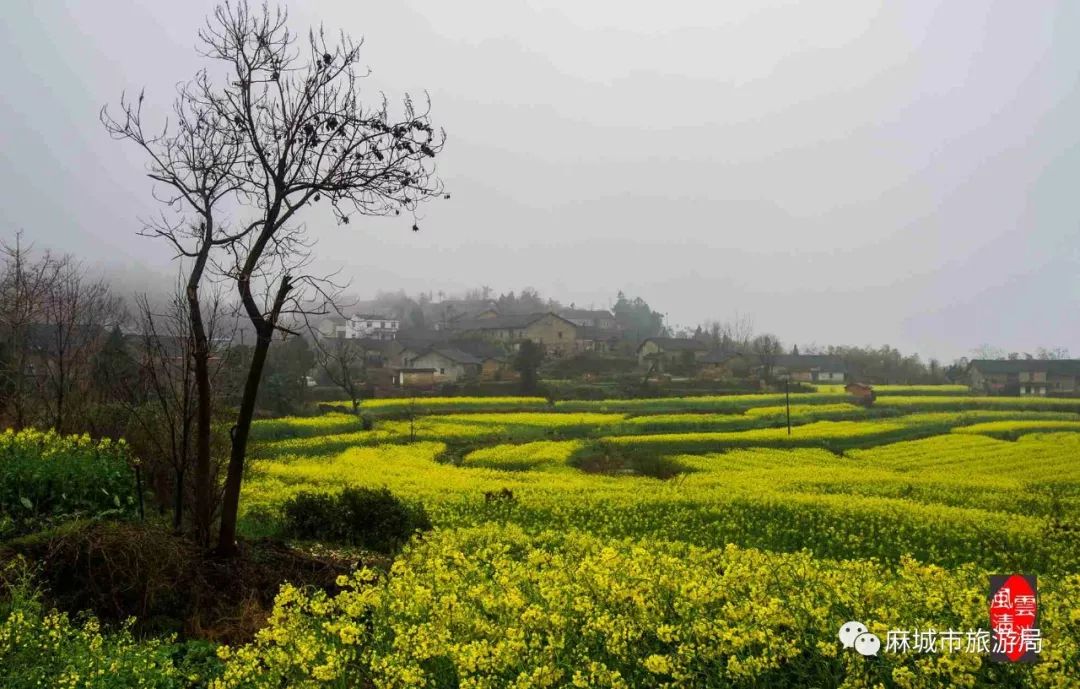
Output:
[[221, 394, 1080, 687]]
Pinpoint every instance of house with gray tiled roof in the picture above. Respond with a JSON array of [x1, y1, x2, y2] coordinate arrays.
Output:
[[445, 312, 578, 358], [636, 337, 709, 369], [403, 346, 484, 383], [559, 308, 617, 330], [968, 359, 1080, 396]]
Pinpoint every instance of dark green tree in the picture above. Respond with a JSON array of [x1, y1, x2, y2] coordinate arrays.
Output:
[[612, 292, 664, 341], [513, 340, 545, 395]]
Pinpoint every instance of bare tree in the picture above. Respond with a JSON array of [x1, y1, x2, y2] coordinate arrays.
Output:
[[705, 313, 755, 352], [103, 64, 248, 547], [114, 1, 446, 554], [130, 292, 198, 531], [751, 334, 783, 382], [971, 344, 1006, 360], [38, 257, 124, 433], [313, 334, 367, 413], [1036, 347, 1070, 360], [105, 0, 445, 553], [122, 287, 236, 533], [0, 234, 57, 429]]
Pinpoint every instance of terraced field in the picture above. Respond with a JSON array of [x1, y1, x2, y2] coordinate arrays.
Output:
[[226, 388, 1080, 688]]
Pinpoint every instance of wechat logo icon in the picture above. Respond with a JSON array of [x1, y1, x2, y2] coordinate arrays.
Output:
[[839, 621, 880, 657]]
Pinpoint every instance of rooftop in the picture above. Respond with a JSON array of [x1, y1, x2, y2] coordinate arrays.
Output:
[[638, 337, 708, 352], [450, 311, 574, 332], [699, 349, 744, 364], [449, 338, 511, 361], [968, 359, 1080, 375], [413, 346, 484, 365]]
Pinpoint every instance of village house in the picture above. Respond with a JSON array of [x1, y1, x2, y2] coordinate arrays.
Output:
[[349, 314, 399, 340], [401, 346, 484, 383], [558, 309, 622, 354], [449, 339, 517, 381], [318, 313, 399, 340], [575, 326, 623, 354], [771, 355, 847, 383], [559, 308, 618, 331], [636, 337, 709, 370], [696, 350, 752, 380], [968, 359, 1080, 396], [447, 312, 578, 357], [394, 334, 516, 381]]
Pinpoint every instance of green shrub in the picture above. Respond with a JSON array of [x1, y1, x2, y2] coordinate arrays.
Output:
[[0, 429, 139, 539], [571, 440, 694, 479], [281, 487, 432, 553]]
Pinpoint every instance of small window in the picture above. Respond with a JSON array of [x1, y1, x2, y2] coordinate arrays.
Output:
[[558, 331, 563, 339], [439, 367, 445, 374]]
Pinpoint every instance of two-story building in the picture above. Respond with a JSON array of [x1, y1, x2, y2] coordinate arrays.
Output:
[[575, 326, 623, 354], [559, 309, 623, 354], [968, 359, 1080, 396], [349, 314, 399, 340], [318, 314, 399, 341], [447, 312, 578, 357]]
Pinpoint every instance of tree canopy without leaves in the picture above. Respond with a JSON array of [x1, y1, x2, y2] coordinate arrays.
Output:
[[106, 1, 445, 554]]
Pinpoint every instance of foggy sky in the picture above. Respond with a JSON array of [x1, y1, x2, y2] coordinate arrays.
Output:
[[2, 0, 1078, 361]]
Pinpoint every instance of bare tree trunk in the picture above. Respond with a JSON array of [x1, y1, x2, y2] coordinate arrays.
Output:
[[187, 224, 215, 547], [217, 273, 291, 555], [191, 328, 212, 544], [54, 380, 64, 433], [177, 356, 193, 535], [173, 465, 185, 533], [217, 328, 269, 554]]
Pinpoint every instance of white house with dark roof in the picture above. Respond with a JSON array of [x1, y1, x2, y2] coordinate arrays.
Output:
[[349, 314, 399, 340], [318, 313, 399, 340], [404, 346, 484, 382]]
